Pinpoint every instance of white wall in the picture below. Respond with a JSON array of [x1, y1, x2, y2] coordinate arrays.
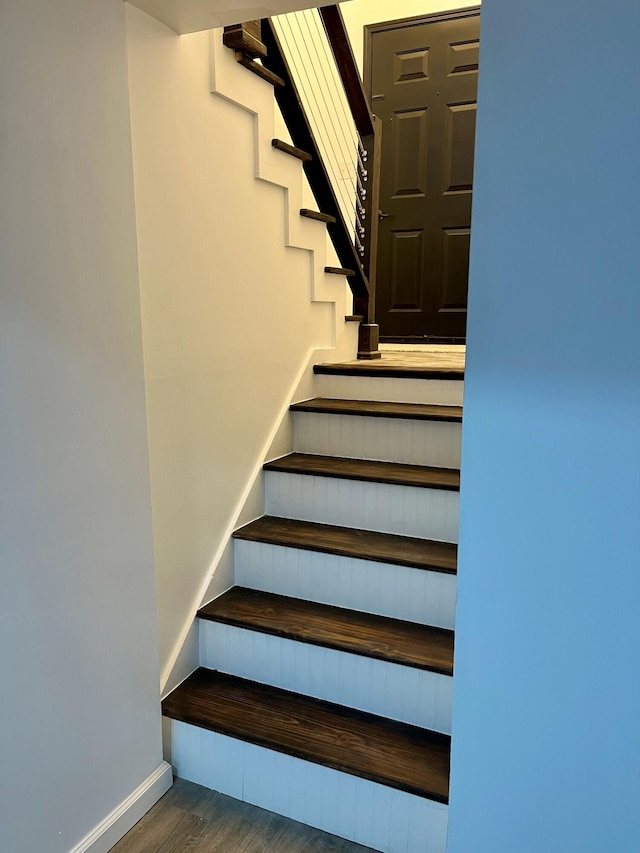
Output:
[[128, 0, 342, 34], [0, 1, 165, 852], [340, 0, 480, 74], [125, 6, 353, 690], [448, 0, 640, 850]]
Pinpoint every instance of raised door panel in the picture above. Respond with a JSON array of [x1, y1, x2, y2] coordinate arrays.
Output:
[[390, 229, 424, 311], [443, 103, 476, 195], [392, 108, 428, 198], [439, 228, 470, 312]]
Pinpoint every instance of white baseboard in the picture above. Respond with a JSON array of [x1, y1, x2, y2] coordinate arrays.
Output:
[[68, 761, 173, 853]]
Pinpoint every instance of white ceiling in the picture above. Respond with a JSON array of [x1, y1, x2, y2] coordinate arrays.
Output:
[[126, 0, 347, 34]]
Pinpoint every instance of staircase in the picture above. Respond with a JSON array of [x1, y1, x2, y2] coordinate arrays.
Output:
[[162, 355, 464, 853]]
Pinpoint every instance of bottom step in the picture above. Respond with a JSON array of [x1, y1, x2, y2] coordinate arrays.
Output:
[[164, 670, 449, 853]]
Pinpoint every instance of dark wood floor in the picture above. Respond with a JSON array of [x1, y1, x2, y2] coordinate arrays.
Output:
[[111, 777, 378, 852]]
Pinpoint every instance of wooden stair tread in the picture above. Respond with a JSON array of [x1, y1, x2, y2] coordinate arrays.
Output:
[[264, 453, 460, 491], [324, 266, 356, 276], [272, 138, 312, 161], [314, 361, 465, 380], [300, 208, 337, 224], [199, 587, 454, 674], [235, 54, 285, 87], [291, 397, 463, 422], [234, 516, 457, 574], [162, 669, 451, 802]]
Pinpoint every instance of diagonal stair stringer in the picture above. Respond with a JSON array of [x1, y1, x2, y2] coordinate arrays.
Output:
[[209, 31, 352, 317]]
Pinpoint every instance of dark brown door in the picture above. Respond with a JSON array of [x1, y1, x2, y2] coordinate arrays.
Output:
[[366, 9, 480, 341]]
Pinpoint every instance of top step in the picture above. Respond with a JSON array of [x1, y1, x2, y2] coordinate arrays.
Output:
[[314, 355, 464, 381], [314, 353, 465, 406]]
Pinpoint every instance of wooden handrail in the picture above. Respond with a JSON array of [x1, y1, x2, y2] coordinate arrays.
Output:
[[318, 6, 374, 139], [318, 6, 382, 337]]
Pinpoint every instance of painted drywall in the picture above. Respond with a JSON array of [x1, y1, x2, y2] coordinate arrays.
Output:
[[125, 6, 353, 690], [448, 0, 640, 850], [339, 0, 480, 74], [128, 0, 342, 34], [0, 1, 165, 852]]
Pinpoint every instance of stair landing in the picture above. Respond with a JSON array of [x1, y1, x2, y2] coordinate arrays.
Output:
[[315, 349, 465, 379]]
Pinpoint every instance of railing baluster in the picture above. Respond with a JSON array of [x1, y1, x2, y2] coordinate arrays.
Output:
[[360, 115, 382, 333]]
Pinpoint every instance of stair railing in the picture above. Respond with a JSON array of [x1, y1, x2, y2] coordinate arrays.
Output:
[[223, 7, 382, 359]]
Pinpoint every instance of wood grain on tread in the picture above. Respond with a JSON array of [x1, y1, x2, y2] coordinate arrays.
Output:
[[162, 669, 451, 802], [264, 453, 460, 491], [290, 397, 463, 422], [271, 139, 312, 161], [233, 516, 457, 574], [324, 266, 356, 276], [236, 54, 285, 87], [314, 361, 464, 379], [300, 208, 337, 224], [198, 587, 454, 674]]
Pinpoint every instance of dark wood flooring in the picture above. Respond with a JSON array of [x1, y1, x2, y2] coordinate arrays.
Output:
[[198, 587, 454, 674], [110, 776, 378, 852], [264, 453, 460, 490], [290, 397, 463, 422], [233, 516, 458, 573], [162, 670, 450, 802]]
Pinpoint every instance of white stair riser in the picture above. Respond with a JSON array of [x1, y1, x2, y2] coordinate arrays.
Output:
[[171, 720, 448, 853], [293, 411, 462, 469], [265, 472, 460, 542], [235, 540, 457, 630], [200, 621, 452, 733], [314, 373, 464, 406]]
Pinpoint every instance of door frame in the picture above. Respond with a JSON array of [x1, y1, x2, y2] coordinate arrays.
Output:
[[363, 6, 481, 344]]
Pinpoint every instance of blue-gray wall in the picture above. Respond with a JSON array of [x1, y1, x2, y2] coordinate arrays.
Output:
[[448, 0, 640, 850]]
